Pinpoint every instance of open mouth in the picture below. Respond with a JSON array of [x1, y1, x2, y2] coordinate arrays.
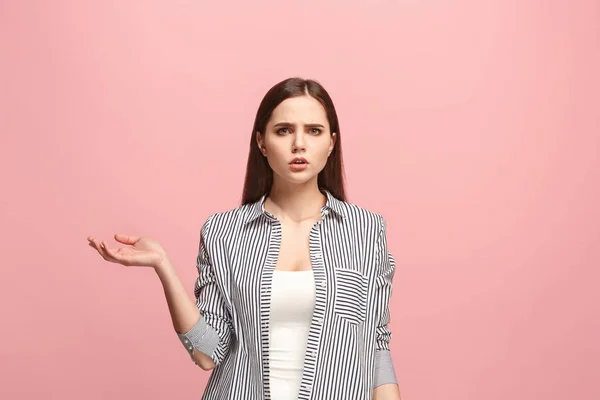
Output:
[[290, 158, 308, 165]]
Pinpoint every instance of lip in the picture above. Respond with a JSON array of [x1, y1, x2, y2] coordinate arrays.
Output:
[[289, 157, 308, 172], [289, 157, 308, 165]]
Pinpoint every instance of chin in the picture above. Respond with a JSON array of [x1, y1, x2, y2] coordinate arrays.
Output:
[[286, 175, 316, 185], [274, 170, 317, 185]]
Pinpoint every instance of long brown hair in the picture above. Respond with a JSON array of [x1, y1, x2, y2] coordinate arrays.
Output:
[[241, 77, 347, 205]]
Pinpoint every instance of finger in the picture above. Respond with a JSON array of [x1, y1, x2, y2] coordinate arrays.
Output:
[[97, 241, 112, 260], [89, 238, 113, 258], [88, 237, 106, 252], [114, 234, 140, 245], [88, 238, 102, 252], [90, 239, 116, 263]]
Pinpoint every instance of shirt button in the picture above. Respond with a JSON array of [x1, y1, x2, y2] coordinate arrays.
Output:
[[317, 318, 324, 324], [311, 351, 317, 358], [319, 281, 326, 288], [184, 339, 189, 343]]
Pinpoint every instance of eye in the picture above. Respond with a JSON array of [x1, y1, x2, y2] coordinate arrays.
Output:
[[276, 127, 290, 135], [310, 128, 322, 135]]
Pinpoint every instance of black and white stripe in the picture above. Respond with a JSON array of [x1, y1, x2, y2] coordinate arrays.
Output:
[[178, 190, 397, 399]]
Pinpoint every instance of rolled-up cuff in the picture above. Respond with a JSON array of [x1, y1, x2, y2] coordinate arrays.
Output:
[[177, 316, 220, 362], [374, 349, 397, 387]]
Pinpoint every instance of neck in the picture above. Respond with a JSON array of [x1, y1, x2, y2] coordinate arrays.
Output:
[[265, 178, 326, 223]]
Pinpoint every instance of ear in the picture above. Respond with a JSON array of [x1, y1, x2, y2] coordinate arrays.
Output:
[[328, 132, 337, 156], [256, 131, 266, 156]]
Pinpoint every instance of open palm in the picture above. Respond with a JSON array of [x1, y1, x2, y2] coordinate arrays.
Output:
[[88, 234, 167, 268]]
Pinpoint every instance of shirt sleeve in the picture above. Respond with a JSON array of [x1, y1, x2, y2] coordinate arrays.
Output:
[[177, 214, 234, 367], [373, 214, 398, 387]]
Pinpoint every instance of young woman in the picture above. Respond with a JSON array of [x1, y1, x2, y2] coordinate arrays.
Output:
[[88, 77, 401, 400]]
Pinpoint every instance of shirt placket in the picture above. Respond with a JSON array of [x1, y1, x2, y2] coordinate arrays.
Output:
[[259, 213, 279, 400], [297, 209, 329, 399]]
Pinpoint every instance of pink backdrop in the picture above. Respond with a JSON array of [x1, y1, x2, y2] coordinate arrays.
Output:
[[1, 1, 598, 399]]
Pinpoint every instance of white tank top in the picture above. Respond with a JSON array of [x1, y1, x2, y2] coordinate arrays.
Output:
[[268, 269, 316, 399]]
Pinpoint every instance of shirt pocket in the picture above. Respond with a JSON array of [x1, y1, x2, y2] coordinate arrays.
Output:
[[333, 267, 369, 325]]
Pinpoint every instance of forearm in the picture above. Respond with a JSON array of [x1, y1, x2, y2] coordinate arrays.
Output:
[[373, 351, 401, 400], [155, 259, 216, 369], [154, 258, 201, 334], [373, 383, 401, 400]]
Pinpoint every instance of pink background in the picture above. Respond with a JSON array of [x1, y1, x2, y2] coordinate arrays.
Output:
[[1, 1, 598, 399]]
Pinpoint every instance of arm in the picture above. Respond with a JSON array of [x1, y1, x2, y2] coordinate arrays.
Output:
[[372, 215, 401, 400], [155, 263, 215, 370], [373, 384, 402, 400], [156, 215, 233, 370]]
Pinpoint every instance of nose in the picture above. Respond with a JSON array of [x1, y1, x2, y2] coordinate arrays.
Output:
[[292, 131, 306, 153]]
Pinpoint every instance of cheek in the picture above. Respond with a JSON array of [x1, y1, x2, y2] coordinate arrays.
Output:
[[314, 139, 333, 157], [265, 139, 287, 162]]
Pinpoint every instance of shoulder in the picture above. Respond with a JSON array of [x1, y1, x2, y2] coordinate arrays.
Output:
[[199, 202, 257, 237], [337, 198, 387, 233]]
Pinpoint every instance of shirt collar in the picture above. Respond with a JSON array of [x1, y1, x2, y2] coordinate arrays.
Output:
[[243, 190, 347, 225]]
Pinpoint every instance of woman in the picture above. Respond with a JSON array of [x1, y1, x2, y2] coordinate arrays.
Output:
[[88, 77, 401, 400]]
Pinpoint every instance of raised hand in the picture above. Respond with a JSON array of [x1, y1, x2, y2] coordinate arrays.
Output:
[[87, 234, 168, 269]]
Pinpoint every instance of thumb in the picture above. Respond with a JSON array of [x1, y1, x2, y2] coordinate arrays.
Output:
[[114, 234, 140, 245]]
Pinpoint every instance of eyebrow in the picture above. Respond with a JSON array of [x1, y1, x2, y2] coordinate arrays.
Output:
[[272, 122, 326, 128]]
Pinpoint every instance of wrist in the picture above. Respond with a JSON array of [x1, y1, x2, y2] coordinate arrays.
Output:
[[154, 256, 173, 273]]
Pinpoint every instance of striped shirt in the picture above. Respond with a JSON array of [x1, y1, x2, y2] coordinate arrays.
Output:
[[177, 190, 398, 399]]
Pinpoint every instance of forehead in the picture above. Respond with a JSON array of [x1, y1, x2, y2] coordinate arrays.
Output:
[[268, 95, 328, 126]]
